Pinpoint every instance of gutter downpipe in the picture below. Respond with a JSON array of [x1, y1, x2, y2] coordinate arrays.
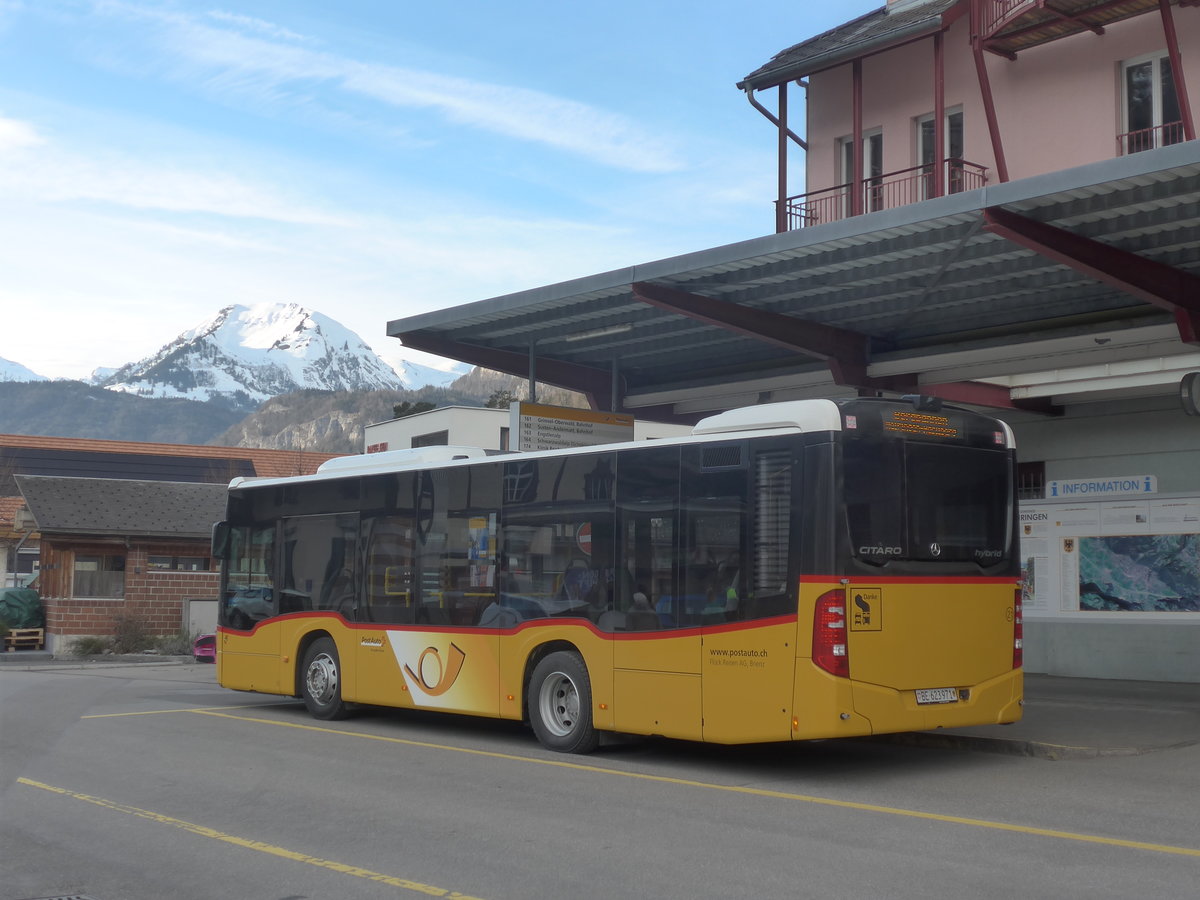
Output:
[[971, 0, 1009, 182], [745, 86, 808, 234], [1160, 0, 1196, 141]]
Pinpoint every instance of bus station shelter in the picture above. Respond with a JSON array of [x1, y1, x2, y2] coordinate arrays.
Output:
[[389, 142, 1200, 684], [389, 143, 1200, 423]]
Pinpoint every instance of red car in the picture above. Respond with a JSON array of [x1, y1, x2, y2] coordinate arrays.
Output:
[[192, 633, 216, 663]]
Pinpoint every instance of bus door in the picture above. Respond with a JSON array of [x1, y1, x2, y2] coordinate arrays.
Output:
[[696, 444, 798, 744], [611, 446, 702, 740], [375, 466, 502, 718], [218, 522, 281, 693], [613, 502, 702, 739]]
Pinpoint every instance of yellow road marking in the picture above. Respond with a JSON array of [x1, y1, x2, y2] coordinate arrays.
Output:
[[195, 708, 1200, 860], [82, 702, 292, 719], [17, 777, 484, 899]]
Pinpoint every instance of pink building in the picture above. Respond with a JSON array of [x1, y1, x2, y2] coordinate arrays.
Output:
[[739, 0, 1198, 230]]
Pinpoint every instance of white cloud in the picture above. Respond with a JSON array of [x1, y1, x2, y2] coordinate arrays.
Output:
[[95, 2, 684, 173], [205, 10, 314, 44], [0, 115, 350, 225], [0, 113, 42, 150]]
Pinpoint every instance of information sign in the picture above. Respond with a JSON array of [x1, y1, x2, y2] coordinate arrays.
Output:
[[511, 402, 634, 452]]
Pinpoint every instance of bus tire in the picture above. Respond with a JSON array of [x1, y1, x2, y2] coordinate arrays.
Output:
[[300, 637, 349, 721], [528, 651, 599, 754]]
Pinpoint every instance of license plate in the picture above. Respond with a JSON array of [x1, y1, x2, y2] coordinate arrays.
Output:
[[915, 687, 959, 705]]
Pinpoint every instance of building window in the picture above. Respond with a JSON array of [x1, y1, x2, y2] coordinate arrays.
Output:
[[147, 556, 211, 571], [1017, 461, 1045, 502], [839, 130, 884, 213], [1120, 53, 1182, 154], [412, 430, 449, 448], [73, 553, 125, 598], [917, 109, 964, 197]]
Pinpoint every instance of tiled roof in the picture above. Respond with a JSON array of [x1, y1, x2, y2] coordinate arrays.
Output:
[[0, 496, 26, 535], [739, 0, 958, 90], [0, 433, 336, 481], [15, 475, 229, 539]]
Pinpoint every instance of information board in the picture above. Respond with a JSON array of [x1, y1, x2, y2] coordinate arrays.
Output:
[[510, 402, 634, 452]]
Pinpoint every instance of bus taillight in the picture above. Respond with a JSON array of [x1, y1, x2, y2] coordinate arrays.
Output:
[[1013, 588, 1024, 669], [813, 589, 849, 678]]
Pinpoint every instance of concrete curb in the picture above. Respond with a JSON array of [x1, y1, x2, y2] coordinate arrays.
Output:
[[874, 730, 1199, 760]]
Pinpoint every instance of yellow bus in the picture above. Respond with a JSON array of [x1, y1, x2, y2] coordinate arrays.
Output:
[[212, 398, 1023, 753]]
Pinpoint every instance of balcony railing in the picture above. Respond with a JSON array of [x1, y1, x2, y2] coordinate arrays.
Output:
[[779, 159, 988, 230], [1118, 120, 1186, 156], [979, 0, 1031, 36]]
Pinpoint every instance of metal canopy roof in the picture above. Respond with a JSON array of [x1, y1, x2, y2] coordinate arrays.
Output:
[[389, 142, 1200, 422]]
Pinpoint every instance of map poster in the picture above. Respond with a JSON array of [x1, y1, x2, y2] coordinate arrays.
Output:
[[1077, 534, 1200, 613]]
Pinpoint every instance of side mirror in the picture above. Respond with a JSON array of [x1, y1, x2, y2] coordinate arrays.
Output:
[[211, 521, 231, 560]]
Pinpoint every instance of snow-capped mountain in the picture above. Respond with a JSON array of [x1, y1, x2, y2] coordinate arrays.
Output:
[[98, 302, 421, 405], [0, 357, 48, 383]]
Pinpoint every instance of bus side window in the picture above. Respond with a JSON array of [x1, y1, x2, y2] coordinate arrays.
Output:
[[616, 445, 680, 632], [416, 464, 502, 627], [281, 514, 359, 619], [363, 515, 417, 624]]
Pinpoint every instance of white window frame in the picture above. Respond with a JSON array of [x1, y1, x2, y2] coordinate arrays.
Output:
[[1120, 51, 1180, 152]]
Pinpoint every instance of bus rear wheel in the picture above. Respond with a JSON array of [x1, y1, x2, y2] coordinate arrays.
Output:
[[528, 651, 599, 754], [301, 637, 349, 720]]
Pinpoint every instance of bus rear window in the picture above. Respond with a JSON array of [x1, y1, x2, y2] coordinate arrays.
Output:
[[843, 438, 1012, 565]]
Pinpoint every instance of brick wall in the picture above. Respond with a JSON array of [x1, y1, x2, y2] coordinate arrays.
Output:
[[39, 537, 219, 640]]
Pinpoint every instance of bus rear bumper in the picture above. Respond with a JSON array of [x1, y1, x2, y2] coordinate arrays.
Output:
[[790, 661, 1023, 741], [853, 667, 1024, 735]]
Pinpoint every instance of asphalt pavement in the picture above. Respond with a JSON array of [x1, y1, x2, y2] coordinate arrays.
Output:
[[2, 651, 1196, 760]]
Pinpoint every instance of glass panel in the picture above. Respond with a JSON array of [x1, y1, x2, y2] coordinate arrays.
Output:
[[148, 556, 209, 571], [947, 111, 965, 193], [73, 554, 125, 599], [364, 515, 417, 624], [280, 514, 359, 617], [221, 525, 275, 629], [918, 117, 935, 167], [1162, 57, 1182, 145], [918, 116, 935, 200], [683, 500, 744, 625], [843, 438, 1011, 565], [866, 133, 884, 212], [416, 465, 502, 626], [1126, 60, 1154, 152], [905, 445, 1011, 562], [619, 506, 676, 631]]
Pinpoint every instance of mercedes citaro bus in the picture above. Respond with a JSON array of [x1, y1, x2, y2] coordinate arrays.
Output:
[[211, 397, 1023, 752]]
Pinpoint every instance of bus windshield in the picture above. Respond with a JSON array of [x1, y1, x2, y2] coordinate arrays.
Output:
[[844, 436, 1012, 565]]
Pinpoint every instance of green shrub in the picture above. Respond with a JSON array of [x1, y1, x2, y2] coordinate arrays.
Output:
[[70, 635, 111, 656], [110, 613, 154, 655], [154, 630, 194, 656]]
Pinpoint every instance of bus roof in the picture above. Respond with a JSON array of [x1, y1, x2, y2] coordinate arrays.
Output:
[[225, 398, 1009, 492]]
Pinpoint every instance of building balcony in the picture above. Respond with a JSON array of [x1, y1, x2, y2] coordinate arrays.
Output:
[[979, 0, 1193, 58], [779, 160, 988, 231]]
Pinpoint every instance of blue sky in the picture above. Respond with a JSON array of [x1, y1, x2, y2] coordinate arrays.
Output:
[[0, 0, 878, 380]]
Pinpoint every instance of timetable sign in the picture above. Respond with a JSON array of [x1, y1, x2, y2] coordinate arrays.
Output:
[[512, 402, 634, 452]]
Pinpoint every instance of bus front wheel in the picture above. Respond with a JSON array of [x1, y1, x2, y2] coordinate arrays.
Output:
[[301, 637, 349, 720], [528, 651, 599, 754]]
